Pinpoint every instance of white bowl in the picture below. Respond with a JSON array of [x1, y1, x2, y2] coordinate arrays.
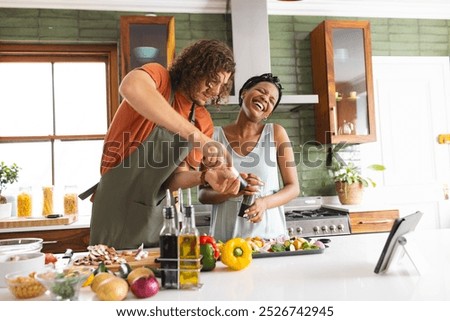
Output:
[[0, 252, 45, 287], [0, 238, 43, 256]]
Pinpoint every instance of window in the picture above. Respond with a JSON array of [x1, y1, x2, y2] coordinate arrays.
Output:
[[0, 44, 118, 216]]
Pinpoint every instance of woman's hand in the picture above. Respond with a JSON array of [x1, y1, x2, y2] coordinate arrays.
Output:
[[243, 197, 268, 223], [243, 173, 264, 191]]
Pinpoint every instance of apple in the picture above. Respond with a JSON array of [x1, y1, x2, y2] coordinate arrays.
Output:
[[130, 276, 160, 298]]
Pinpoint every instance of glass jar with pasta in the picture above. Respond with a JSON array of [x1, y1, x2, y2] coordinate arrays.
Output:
[[17, 186, 32, 217], [64, 185, 78, 215], [42, 186, 54, 216]]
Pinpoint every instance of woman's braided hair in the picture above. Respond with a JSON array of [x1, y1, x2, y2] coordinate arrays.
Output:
[[238, 73, 283, 111]]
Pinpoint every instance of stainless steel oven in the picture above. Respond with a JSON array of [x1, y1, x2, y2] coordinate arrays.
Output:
[[194, 197, 351, 238], [284, 196, 351, 238]]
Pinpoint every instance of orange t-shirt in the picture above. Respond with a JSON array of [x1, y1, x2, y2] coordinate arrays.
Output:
[[100, 63, 213, 175]]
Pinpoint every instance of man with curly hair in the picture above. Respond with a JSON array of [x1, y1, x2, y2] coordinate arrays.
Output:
[[87, 39, 241, 249]]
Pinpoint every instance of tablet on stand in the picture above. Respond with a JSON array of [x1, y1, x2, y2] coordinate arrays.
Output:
[[374, 211, 423, 274]]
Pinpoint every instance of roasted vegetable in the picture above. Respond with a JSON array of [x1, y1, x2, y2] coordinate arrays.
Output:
[[270, 243, 286, 252]]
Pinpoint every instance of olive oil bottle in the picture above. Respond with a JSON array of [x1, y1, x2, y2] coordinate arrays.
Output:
[[159, 189, 179, 289], [178, 188, 201, 289]]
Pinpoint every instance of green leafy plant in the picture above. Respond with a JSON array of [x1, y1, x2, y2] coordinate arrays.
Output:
[[329, 161, 385, 204], [0, 162, 20, 204], [329, 162, 385, 188]]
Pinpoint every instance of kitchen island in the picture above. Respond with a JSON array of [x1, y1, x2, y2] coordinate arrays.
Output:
[[1, 228, 449, 301]]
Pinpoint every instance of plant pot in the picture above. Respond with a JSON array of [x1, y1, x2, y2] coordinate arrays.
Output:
[[335, 181, 364, 205], [0, 203, 12, 219]]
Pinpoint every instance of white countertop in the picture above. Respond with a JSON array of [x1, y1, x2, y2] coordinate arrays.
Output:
[[1, 228, 449, 301], [322, 203, 400, 213], [320, 196, 400, 212]]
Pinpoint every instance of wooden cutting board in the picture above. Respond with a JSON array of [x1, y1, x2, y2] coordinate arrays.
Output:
[[106, 250, 161, 271], [0, 215, 77, 229], [72, 250, 161, 272]]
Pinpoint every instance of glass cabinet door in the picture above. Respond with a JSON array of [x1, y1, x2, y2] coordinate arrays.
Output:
[[310, 20, 376, 144], [333, 28, 369, 136]]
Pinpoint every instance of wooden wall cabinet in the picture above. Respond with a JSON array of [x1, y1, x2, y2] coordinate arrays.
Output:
[[310, 20, 376, 144], [120, 16, 175, 79]]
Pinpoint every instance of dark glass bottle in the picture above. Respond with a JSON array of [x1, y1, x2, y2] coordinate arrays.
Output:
[[159, 189, 178, 289], [238, 193, 256, 217]]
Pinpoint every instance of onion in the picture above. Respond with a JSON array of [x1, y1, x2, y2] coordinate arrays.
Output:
[[130, 276, 160, 298], [313, 241, 325, 249]]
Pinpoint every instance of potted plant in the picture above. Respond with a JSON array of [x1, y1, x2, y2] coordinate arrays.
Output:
[[329, 161, 385, 205], [0, 162, 20, 217]]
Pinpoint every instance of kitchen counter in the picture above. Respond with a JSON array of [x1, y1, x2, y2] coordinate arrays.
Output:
[[320, 196, 399, 212], [1, 228, 449, 301], [0, 215, 90, 234], [322, 203, 399, 213]]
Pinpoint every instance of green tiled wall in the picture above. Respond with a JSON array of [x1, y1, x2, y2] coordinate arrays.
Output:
[[1, 8, 449, 196]]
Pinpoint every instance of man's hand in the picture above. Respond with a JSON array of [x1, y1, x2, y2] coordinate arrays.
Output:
[[202, 141, 232, 168], [204, 167, 241, 195]]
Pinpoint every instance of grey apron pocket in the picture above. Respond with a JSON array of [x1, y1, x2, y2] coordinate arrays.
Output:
[[120, 201, 164, 249]]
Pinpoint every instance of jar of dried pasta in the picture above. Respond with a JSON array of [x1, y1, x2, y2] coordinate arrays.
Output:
[[64, 185, 78, 215], [17, 186, 32, 217], [42, 186, 54, 216]]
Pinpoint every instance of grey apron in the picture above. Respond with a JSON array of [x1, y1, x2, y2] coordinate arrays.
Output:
[[86, 97, 196, 250]]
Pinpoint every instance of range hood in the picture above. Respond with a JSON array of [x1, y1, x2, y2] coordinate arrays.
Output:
[[228, 0, 317, 106]]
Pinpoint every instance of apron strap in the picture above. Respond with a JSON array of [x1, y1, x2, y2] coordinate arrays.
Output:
[[169, 88, 175, 106], [188, 103, 196, 124]]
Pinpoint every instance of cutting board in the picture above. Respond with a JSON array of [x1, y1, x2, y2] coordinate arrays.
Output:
[[72, 250, 161, 272], [0, 215, 77, 229], [106, 250, 161, 271]]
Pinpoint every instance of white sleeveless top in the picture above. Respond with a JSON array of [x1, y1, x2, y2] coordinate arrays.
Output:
[[209, 123, 287, 242]]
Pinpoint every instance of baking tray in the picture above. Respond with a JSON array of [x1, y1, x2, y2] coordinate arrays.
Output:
[[252, 248, 324, 258]]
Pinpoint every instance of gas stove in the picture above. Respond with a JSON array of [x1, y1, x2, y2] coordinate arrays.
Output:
[[284, 197, 351, 238]]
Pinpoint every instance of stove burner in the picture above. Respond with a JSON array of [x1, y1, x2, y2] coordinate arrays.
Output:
[[285, 208, 347, 220]]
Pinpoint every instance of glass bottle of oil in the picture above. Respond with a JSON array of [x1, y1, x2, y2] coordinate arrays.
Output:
[[159, 189, 179, 289], [178, 188, 200, 289]]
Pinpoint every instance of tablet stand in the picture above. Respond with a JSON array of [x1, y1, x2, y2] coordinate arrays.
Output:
[[397, 236, 421, 275], [395, 235, 430, 276]]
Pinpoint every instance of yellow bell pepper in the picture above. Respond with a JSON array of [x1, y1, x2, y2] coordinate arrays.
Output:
[[220, 237, 252, 271]]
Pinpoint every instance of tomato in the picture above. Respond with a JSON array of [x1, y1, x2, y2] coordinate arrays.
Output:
[[45, 253, 57, 264]]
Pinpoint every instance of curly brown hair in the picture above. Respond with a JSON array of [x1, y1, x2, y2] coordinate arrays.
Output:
[[169, 39, 235, 105]]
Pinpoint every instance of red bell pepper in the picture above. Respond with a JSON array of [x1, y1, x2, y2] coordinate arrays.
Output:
[[200, 235, 220, 259]]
